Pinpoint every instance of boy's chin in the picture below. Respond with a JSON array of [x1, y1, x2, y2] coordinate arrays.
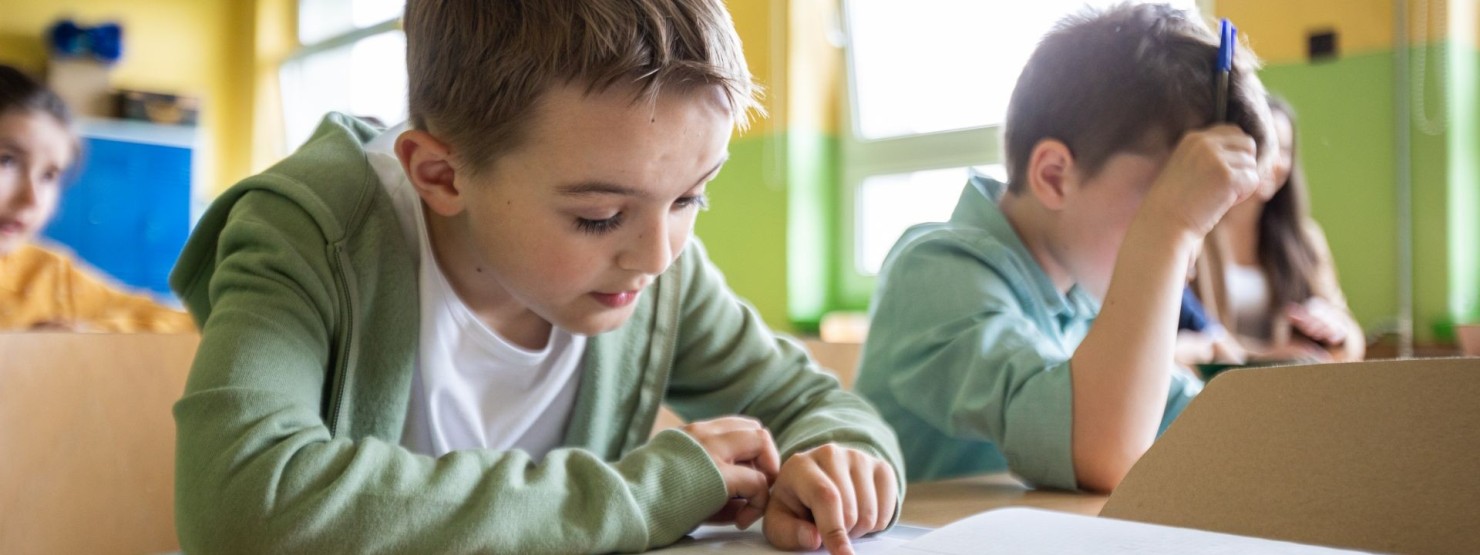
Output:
[[555, 307, 636, 337]]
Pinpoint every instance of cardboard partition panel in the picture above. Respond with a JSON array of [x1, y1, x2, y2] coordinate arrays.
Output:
[[0, 332, 198, 555], [1101, 358, 1480, 554]]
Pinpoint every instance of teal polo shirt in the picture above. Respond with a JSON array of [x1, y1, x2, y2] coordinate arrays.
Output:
[[855, 173, 1201, 489]]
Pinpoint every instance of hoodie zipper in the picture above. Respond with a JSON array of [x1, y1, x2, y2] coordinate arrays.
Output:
[[326, 243, 354, 437]]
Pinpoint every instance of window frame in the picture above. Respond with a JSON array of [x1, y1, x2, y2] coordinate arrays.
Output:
[[280, 4, 403, 150]]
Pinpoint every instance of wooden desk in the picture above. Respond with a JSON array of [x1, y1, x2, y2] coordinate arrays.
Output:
[[0, 332, 197, 555], [901, 473, 1107, 527]]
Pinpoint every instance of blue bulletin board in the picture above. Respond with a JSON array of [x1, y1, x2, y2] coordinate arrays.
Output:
[[41, 119, 195, 298]]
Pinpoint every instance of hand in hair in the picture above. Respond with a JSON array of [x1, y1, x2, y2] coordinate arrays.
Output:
[[762, 444, 898, 555], [1144, 125, 1264, 239]]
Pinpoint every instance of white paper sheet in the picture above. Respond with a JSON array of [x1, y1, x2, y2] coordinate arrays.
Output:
[[657, 522, 932, 554], [884, 508, 1371, 554]]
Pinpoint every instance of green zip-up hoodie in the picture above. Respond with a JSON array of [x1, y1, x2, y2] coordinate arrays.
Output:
[[170, 114, 904, 554]]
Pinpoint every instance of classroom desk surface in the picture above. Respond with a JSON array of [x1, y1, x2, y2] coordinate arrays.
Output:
[[900, 473, 1107, 527], [665, 473, 1107, 552]]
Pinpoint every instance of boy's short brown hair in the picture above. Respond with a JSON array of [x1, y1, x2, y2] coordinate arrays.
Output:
[[404, 0, 760, 173], [1003, 3, 1271, 193]]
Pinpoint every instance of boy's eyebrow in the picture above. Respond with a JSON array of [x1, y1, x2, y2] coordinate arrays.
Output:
[[557, 155, 729, 198]]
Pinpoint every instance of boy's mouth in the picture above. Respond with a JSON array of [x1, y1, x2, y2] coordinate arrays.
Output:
[[590, 286, 644, 309]]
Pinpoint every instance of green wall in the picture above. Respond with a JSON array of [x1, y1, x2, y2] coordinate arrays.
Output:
[[1248, 40, 1478, 342], [1260, 53, 1400, 334], [695, 133, 792, 331], [696, 130, 842, 334]]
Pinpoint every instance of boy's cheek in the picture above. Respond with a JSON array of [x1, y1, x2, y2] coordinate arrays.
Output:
[[1081, 232, 1130, 301]]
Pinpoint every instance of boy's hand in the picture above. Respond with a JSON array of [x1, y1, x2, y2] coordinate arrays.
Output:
[[762, 444, 898, 555], [1146, 125, 1263, 239], [679, 417, 781, 530], [1174, 330, 1218, 366]]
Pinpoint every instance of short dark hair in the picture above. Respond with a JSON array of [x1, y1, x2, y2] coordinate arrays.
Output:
[[403, 0, 760, 175], [1003, 3, 1271, 193]]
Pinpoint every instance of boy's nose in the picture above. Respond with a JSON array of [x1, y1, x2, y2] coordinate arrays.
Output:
[[618, 219, 673, 276]]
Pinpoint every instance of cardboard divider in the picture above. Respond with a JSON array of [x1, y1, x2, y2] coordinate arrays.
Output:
[[0, 332, 198, 555], [1101, 358, 1480, 554]]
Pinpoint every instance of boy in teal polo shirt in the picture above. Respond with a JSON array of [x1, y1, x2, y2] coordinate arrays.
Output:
[[856, 4, 1273, 492]]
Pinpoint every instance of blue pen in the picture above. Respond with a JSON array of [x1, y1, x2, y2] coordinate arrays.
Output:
[[1214, 18, 1236, 122]]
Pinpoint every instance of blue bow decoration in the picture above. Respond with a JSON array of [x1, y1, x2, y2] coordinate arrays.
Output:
[[49, 20, 124, 64]]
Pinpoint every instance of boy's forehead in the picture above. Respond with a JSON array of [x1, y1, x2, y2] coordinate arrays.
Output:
[[504, 81, 733, 181], [528, 82, 734, 138], [543, 80, 736, 126]]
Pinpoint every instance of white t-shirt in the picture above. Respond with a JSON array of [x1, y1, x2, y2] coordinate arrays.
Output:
[[364, 123, 586, 461], [1225, 263, 1272, 340]]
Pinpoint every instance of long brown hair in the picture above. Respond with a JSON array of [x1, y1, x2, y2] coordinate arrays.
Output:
[[1259, 95, 1321, 310]]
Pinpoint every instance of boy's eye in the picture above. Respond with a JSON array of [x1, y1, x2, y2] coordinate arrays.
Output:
[[0, 154, 14, 168], [674, 194, 709, 211], [575, 213, 623, 235]]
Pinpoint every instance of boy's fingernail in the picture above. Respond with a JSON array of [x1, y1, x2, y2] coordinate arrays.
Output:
[[798, 527, 813, 547]]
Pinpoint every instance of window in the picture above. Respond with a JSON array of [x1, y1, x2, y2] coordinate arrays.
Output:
[[837, 0, 1209, 307], [281, 0, 407, 150], [856, 165, 1005, 274], [297, 0, 404, 44]]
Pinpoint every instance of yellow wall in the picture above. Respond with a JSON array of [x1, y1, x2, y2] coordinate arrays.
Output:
[[726, 0, 782, 137], [1220, 0, 1394, 63], [1220, 0, 1473, 63], [0, 0, 255, 195]]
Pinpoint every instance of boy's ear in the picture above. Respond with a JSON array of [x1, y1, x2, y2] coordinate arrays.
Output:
[[1025, 139, 1075, 211], [395, 130, 463, 217]]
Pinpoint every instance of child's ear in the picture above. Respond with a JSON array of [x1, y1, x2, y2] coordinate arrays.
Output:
[[394, 130, 463, 216], [1025, 139, 1075, 211]]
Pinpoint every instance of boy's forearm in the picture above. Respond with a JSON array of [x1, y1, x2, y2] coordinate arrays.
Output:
[[1069, 213, 1200, 492]]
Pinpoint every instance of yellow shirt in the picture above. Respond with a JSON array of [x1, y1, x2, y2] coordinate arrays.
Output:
[[0, 242, 194, 332]]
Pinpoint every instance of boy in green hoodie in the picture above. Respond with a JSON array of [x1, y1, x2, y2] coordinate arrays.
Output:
[[171, 2, 902, 553]]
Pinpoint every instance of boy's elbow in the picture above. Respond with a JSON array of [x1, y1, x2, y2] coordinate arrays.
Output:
[[1072, 441, 1151, 493], [177, 502, 263, 555], [176, 467, 275, 554], [1074, 462, 1130, 493]]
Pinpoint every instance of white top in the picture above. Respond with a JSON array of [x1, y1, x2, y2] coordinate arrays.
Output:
[[1225, 263, 1272, 340], [364, 123, 586, 461]]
